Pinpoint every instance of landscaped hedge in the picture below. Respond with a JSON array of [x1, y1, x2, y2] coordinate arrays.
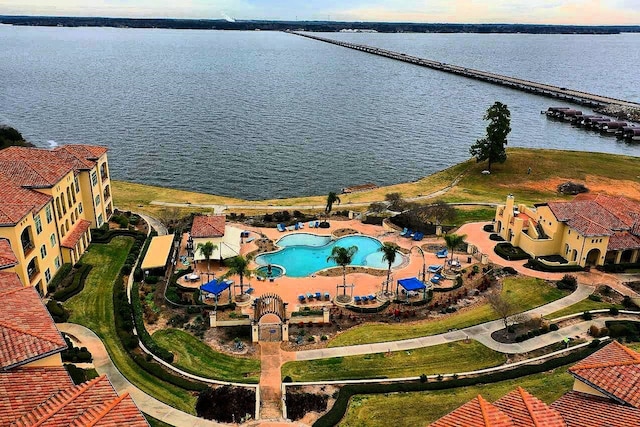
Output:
[[52, 264, 93, 302], [344, 300, 391, 313], [292, 310, 325, 317], [312, 345, 602, 427], [494, 243, 531, 261], [605, 320, 640, 340], [90, 228, 141, 243], [47, 263, 72, 293], [524, 258, 584, 273], [598, 262, 640, 273], [432, 281, 463, 293], [46, 299, 70, 323], [131, 282, 174, 363], [131, 353, 207, 392]]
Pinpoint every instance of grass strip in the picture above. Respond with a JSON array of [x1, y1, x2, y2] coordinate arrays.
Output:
[[282, 341, 505, 382]]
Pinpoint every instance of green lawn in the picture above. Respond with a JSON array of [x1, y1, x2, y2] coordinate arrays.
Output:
[[451, 207, 496, 225], [329, 277, 568, 347], [339, 366, 574, 426], [152, 328, 261, 383], [65, 237, 196, 413], [545, 299, 623, 320], [144, 414, 174, 427], [282, 341, 505, 382]]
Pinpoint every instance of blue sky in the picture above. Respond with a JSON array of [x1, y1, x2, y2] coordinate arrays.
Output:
[[1, 1, 639, 25]]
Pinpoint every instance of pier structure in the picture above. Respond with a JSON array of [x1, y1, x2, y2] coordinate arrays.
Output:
[[290, 31, 640, 111]]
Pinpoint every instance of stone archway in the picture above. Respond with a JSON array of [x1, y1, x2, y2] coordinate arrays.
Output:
[[586, 248, 601, 266], [251, 293, 289, 342]]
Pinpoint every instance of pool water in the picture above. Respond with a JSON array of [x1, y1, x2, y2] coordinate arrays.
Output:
[[255, 233, 403, 277]]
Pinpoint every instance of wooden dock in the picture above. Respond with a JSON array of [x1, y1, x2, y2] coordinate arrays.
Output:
[[289, 31, 640, 110]]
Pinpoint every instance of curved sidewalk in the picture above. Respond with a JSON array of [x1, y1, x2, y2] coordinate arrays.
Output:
[[294, 284, 594, 361], [58, 323, 226, 427]]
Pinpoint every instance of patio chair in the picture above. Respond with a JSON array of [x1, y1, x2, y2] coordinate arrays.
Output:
[[298, 295, 306, 303], [436, 248, 448, 258], [306, 292, 314, 300], [430, 276, 441, 284], [368, 294, 376, 301], [309, 221, 315, 228], [314, 221, 320, 228], [413, 232, 424, 241], [298, 222, 304, 229], [324, 292, 330, 300], [315, 291, 322, 300], [428, 264, 443, 273], [246, 287, 254, 295], [294, 222, 300, 230], [277, 223, 286, 232], [400, 227, 408, 236], [354, 296, 362, 304]]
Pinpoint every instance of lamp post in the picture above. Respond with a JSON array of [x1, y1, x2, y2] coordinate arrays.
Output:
[[410, 246, 426, 284]]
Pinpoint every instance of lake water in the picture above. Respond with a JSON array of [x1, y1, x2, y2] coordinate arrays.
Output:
[[1, 26, 638, 200]]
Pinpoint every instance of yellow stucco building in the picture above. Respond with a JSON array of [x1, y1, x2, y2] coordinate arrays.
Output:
[[0, 144, 113, 294], [495, 193, 640, 268]]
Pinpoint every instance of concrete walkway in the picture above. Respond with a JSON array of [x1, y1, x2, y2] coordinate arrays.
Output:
[[137, 212, 168, 236], [58, 323, 225, 427], [294, 284, 594, 361]]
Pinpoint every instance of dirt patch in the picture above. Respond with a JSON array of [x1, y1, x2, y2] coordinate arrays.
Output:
[[317, 266, 387, 277], [333, 228, 359, 237], [288, 385, 339, 426], [516, 175, 640, 201]]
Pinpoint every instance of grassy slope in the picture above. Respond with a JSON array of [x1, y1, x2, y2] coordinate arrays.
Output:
[[113, 149, 640, 216], [328, 277, 568, 347], [65, 237, 196, 413], [339, 367, 574, 427], [282, 341, 505, 382], [152, 328, 261, 383]]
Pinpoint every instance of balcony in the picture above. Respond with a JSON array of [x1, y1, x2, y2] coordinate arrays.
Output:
[[27, 259, 39, 281]]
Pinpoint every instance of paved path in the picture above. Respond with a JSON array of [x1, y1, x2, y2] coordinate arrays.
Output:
[[58, 323, 225, 427], [294, 284, 594, 361], [137, 212, 168, 236], [258, 342, 295, 422]]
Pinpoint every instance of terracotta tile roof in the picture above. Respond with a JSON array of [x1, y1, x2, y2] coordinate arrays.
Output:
[[493, 387, 566, 427], [0, 239, 18, 269], [607, 231, 640, 251], [547, 200, 623, 236], [551, 391, 640, 427], [569, 341, 640, 407], [429, 395, 515, 427], [0, 273, 67, 370], [54, 144, 108, 171], [576, 193, 640, 227], [0, 366, 74, 425], [61, 219, 92, 249], [8, 374, 148, 426], [0, 173, 52, 226], [0, 146, 76, 188], [192, 215, 226, 238]]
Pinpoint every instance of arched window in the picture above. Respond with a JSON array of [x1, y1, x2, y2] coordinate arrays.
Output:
[[27, 257, 39, 281], [20, 227, 34, 256], [60, 192, 67, 214], [56, 197, 63, 219]]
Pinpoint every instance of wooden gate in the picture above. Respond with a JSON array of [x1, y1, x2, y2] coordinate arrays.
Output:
[[253, 293, 288, 342]]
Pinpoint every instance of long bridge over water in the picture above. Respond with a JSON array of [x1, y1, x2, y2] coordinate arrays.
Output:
[[290, 31, 640, 111]]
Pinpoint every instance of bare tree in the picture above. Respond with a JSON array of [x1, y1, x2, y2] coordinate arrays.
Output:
[[368, 202, 387, 214], [385, 193, 406, 211], [486, 292, 515, 330], [420, 201, 456, 225], [158, 207, 182, 227]]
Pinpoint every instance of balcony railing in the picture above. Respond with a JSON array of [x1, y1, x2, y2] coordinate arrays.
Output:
[[22, 240, 34, 256]]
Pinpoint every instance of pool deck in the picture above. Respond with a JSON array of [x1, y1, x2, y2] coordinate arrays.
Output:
[[176, 219, 474, 312]]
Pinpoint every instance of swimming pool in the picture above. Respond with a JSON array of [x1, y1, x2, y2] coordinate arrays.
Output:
[[254, 233, 403, 278]]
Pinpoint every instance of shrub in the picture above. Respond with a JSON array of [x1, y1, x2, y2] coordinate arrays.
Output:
[[525, 258, 583, 273], [589, 339, 601, 348], [557, 274, 578, 291], [307, 336, 315, 342], [283, 375, 293, 383], [46, 300, 70, 323], [501, 266, 517, 275], [47, 263, 72, 294], [419, 374, 428, 383], [489, 233, 505, 241], [196, 386, 255, 423], [589, 324, 601, 337], [588, 294, 602, 302], [483, 224, 494, 232], [131, 282, 174, 363], [52, 264, 92, 302], [609, 307, 619, 316], [623, 296, 638, 309], [494, 242, 530, 261], [549, 324, 559, 331], [134, 268, 144, 282], [320, 335, 328, 341], [582, 311, 593, 320]]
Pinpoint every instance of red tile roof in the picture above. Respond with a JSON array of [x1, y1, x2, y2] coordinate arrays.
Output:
[[0, 273, 67, 370], [607, 231, 640, 251], [0, 366, 74, 425], [493, 387, 566, 427], [0, 146, 76, 188], [0, 172, 52, 226], [10, 374, 147, 426], [0, 239, 18, 269], [192, 215, 226, 238], [551, 391, 640, 427], [54, 144, 108, 171], [569, 341, 640, 407], [61, 219, 92, 249], [429, 395, 515, 427]]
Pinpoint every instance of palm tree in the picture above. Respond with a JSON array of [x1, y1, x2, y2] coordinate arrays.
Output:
[[379, 242, 398, 294], [196, 241, 217, 271], [324, 192, 341, 223], [222, 255, 257, 295], [327, 245, 358, 295], [443, 233, 467, 264]]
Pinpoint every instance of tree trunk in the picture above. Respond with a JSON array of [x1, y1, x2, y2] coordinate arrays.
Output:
[[386, 267, 391, 294], [342, 266, 347, 295]]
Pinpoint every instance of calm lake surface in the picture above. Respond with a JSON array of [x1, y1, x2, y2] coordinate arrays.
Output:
[[1, 26, 639, 200]]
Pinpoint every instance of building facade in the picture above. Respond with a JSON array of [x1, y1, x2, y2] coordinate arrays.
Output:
[[494, 193, 640, 268], [0, 144, 113, 293]]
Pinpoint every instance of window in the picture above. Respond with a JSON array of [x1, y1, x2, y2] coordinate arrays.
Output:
[[91, 171, 98, 186], [74, 176, 80, 193], [95, 195, 101, 206], [40, 244, 47, 259], [45, 268, 51, 283], [34, 215, 42, 234], [50, 233, 57, 247], [45, 205, 53, 223], [78, 202, 83, 214], [54, 256, 61, 269], [98, 214, 104, 227]]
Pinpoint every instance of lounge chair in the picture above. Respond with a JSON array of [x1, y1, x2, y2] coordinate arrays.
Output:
[[430, 276, 441, 284], [428, 264, 443, 273], [354, 296, 362, 304], [405, 229, 414, 238], [436, 248, 448, 258], [245, 237, 255, 243], [298, 222, 304, 229], [368, 294, 376, 301], [413, 232, 424, 241], [294, 222, 300, 230], [315, 292, 322, 300], [314, 221, 320, 228], [298, 295, 306, 303], [324, 292, 330, 300], [277, 223, 286, 232], [309, 221, 315, 228], [246, 287, 254, 295], [306, 292, 314, 300], [399, 227, 408, 236]]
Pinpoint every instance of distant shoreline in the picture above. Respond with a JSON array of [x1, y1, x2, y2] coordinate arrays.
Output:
[[1, 15, 638, 34]]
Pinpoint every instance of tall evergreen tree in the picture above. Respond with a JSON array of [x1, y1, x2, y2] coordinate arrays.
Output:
[[469, 102, 511, 172]]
